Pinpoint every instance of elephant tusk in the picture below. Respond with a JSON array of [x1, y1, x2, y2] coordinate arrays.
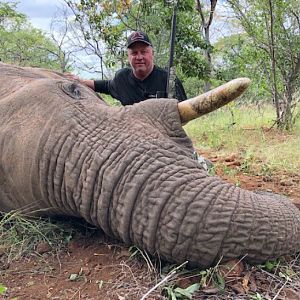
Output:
[[178, 78, 251, 124]]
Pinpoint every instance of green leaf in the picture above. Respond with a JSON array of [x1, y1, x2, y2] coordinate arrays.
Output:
[[174, 283, 200, 299], [264, 260, 277, 272], [69, 273, 80, 281], [0, 284, 7, 295], [183, 283, 201, 294], [174, 287, 192, 299], [214, 273, 225, 291], [163, 286, 177, 300]]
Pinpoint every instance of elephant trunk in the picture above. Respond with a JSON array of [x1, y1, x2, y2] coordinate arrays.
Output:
[[78, 141, 300, 268], [116, 168, 300, 268]]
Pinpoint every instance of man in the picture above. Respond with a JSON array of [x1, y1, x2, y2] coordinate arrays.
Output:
[[70, 31, 187, 105], [69, 31, 211, 171]]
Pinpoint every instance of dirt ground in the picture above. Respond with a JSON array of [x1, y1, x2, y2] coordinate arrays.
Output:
[[205, 150, 300, 208], [1, 151, 300, 300]]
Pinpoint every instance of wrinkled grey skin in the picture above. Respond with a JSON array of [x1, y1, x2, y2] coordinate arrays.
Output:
[[0, 62, 299, 268]]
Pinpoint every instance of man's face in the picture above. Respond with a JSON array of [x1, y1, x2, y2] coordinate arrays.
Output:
[[127, 42, 154, 80]]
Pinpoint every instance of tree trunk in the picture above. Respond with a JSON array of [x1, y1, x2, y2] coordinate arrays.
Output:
[[196, 0, 217, 92], [279, 84, 294, 130], [267, 0, 281, 127]]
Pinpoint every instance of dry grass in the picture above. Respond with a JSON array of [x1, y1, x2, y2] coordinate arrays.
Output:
[[1, 214, 300, 299]]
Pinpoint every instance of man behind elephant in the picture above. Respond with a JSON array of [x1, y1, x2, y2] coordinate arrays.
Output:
[[67, 31, 187, 105], [67, 31, 212, 171], [69, 31, 186, 105]]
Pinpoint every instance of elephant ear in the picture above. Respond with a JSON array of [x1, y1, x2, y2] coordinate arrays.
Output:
[[178, 78, 251, 124]]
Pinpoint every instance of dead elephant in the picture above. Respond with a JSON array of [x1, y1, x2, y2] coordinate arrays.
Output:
[[0, 62, 299, 268]]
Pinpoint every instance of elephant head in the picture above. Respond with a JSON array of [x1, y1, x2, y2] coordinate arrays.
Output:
[[0, 62, 299, 268]]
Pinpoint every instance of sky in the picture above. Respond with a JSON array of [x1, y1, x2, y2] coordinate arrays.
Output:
[[16, 0, 100, 78], [17, 0, 68, 33]]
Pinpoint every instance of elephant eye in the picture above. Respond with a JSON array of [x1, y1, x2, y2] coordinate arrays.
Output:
[[60, 82, 85, 100]]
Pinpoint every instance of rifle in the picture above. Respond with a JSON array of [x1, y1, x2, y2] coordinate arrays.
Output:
[[166, 0, 178, 98]]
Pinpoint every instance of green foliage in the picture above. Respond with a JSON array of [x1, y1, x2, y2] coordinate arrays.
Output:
[[0, 1, 26, 29], [250, 292, 264, 300], [66, 0, 129, 67], [160, 262, 200, 300], [65, 0, 299, 114], [221, 164, 238, 176], [163, 283, 200, 300], [198, 266, 225, 293], [239, 150, 255, 173], [178, 75, 205, 98], [69, 268, 85, 282], [227, 0, 300, 129], [101, 94, 122, 106], [259, 260, 280, 272], [258, 163, 273, 177], [214, 34, 270, 102], [0, 1, 63, 69], [259, 257, 298, 283], [66, 0, 208, 79], [0, 284, 7, 295], [184, 104, 300, 174]]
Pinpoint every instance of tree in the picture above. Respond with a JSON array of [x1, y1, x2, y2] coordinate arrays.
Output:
[[195, 0, 218, 91], [0, 1, 64, 69], [64, 0, 209, 81], [65, 0, 130, 72], [226, 0, 300, 130], [0, 1, 26, 29], [48, 7, 77, 73], [214, 33, 273, 112]]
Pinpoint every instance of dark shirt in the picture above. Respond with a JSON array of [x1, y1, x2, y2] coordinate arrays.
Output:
[[94, 66, 187, 106]]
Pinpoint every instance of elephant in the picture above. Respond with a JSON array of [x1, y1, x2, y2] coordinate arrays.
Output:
[[0, 62, 299, 269]]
